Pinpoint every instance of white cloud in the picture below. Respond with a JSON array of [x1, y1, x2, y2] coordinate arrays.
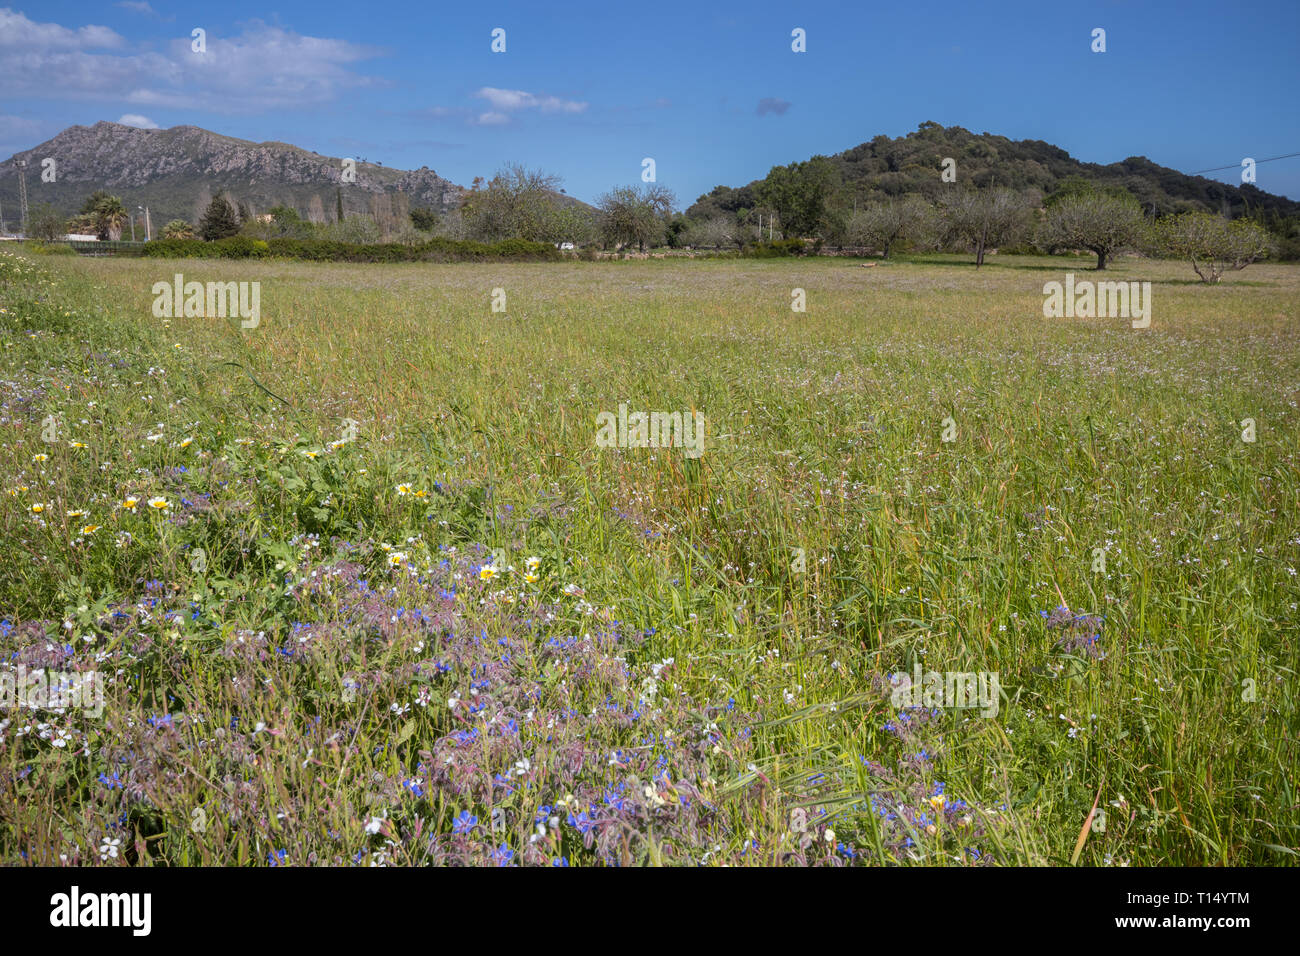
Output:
[[473, 87, 587, 116], [116, 113, 158, 128], [0, 8, 124, 50], [0, 11, 385, 113], [115, 1, 155, 14], [475, 112, 511, 126]]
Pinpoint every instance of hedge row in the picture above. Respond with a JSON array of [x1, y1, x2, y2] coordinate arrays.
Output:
[[139, 236, 563, 262], [741, 238, 821, 258]]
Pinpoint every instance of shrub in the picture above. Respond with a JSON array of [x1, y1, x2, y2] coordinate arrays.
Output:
[[142, 235, 562, 263], [744, 238, 813, 258]]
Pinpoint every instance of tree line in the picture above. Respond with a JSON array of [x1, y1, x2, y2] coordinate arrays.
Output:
[[40, 163, 1278, 284]]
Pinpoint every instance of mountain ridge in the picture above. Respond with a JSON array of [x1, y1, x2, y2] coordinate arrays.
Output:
[[0, 120, 464, 228]]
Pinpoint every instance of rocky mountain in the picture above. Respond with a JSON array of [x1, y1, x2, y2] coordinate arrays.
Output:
[[0, 121, 464, 230]]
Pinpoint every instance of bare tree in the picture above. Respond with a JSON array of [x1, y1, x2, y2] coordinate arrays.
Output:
[[1153, 212, 1272, 283], [307, 193, 326, 225], [596, 184, 678, 252], [941, 187, 1034, 267], [845, 195, 932, 258], [460, 165, 566, 242], [1037, 191, 1145, 270]]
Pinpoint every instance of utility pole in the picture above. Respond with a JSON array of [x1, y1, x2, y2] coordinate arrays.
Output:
[[130, 211, 136, 242], [143, 205, 151, 241], [15, 160, 29, 236]]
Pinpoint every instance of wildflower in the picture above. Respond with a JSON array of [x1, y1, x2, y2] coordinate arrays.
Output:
[[524, 572, 539, 584], [452, 811, 477, 834], [98, 837, 120, 861], [396, 484, 412, 496], [81, 524, 100, 536], [120, 496, 139, 511], [479, 564, 499, 582], [388, 552, 408, 567], [178, 437, 194, 448], [32, 453, 47, 462], [147, 496, 170, 511], [66, 509, 87, 518], [929, 794, 947, 813], [29, 503, 45, 514], [525, 556, 541, 571], [824, 828, 836, 843]]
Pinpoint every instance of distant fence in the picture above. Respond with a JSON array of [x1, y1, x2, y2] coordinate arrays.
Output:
[[67, 240, 148, 257]]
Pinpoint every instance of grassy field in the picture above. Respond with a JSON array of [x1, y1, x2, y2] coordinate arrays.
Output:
[[1, 246, 1297, 866]]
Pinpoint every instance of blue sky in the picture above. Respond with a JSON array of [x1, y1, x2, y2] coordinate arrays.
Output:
[[3, 0, 1298, 204]]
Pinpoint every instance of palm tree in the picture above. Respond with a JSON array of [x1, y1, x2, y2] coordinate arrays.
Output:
[[162, 219, 195, 240], [94, 195, 128, 241]]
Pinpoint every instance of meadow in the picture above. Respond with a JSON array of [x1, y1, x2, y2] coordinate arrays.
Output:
[[1, 246, 1296, 866]]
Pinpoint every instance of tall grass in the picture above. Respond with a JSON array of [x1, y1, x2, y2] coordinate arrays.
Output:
[[1, 249, 1295, 866]]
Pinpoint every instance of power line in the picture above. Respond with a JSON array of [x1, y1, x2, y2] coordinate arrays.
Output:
[[1190, 151, 1300, 175]]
